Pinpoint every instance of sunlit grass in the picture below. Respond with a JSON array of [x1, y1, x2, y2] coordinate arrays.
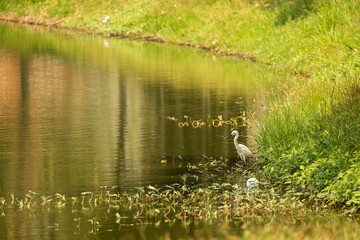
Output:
[[1, 0, 360, 76]]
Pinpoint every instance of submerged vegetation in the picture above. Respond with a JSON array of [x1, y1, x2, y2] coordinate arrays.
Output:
[[1, 0, 360, 205]]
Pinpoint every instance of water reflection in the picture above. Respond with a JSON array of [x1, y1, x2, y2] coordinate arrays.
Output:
[[1, 205, 359, 240], [0, 22, 265, 197]]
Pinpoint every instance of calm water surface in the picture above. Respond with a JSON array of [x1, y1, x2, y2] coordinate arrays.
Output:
[[0, 23, 263, 196], [1, 23, 358, 240]]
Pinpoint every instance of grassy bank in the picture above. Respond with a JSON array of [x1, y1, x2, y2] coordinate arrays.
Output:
[[1, 0, 360, 76], [1, 0, 360, 205], [256, 77, 360, 205]]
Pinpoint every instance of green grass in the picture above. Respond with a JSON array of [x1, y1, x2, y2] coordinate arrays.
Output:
[[1, 0, 360, 205], [255, 78, 360, 205]]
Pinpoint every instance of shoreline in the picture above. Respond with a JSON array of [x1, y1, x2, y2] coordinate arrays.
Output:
[[0, 15, 257, 61], [0, 15, 314, 78]]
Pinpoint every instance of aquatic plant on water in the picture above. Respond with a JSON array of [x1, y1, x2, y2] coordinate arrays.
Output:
[[164, 113, 253, 129], [0, 157, 344, 225]]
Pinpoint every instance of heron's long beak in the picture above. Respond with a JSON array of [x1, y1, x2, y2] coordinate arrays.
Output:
[[226, 134, 232, 140]]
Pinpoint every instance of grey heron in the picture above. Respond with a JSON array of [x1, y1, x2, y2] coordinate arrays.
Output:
[[227, 130, 252, 163]]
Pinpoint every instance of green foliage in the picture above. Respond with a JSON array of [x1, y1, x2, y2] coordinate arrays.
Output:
[[256, 78, 360, 205]]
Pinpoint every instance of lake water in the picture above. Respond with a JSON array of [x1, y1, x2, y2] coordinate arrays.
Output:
[[0, 22, 264, 197], [0, 22, 358, 239]]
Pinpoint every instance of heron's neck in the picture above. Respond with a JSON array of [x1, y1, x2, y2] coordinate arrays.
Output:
[[233, 134, 238, 145]]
